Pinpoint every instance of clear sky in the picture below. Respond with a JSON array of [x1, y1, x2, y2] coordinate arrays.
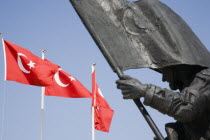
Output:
[[0, 0, 210, 140]]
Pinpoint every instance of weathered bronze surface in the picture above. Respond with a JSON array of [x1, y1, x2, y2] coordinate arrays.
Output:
[[69, 0, 210, 72], [117, 65, 210, 140], [69, 0, 210, 139]]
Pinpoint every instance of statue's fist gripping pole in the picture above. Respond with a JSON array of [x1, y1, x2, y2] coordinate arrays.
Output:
[[115, 71, 164, 140], [116, 75, 148, 99]]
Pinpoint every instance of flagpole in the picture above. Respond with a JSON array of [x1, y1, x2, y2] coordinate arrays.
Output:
[[1, 34, 6, 81], [0, 33, 6, 140], [92, 64, 96, 140], [91, 102, 95, 140], [41, 49, 46, 140]]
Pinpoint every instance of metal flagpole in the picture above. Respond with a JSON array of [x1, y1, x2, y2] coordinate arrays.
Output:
[[1, 34, 6, 81], [91, 98, 95, 140], [92, 64, 96, 140], [41, 49, 46, 140], [0, 34, 6, 140]]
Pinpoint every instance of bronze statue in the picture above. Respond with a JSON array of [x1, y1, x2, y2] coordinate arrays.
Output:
[[116, 65, 210, 140], [69, 0, 210, 139]]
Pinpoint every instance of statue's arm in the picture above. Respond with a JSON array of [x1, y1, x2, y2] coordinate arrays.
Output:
[[144, 77, 208, 122], [116, 70, 210, 122]]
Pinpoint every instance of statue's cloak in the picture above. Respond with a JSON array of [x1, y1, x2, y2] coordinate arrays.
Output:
[[69, 0, 210, 72]]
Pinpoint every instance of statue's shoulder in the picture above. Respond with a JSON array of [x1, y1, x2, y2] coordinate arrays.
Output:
[[196, 68, 210, 81], [199, 69, 210, 76]]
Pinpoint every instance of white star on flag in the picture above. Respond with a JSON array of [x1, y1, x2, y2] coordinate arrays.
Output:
[[27, 60, 36, 69], [69, 76, 76, 81]]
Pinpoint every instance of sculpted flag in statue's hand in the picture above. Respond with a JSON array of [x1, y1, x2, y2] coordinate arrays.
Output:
[[45, 68, 92, 98], [3, 39, 59, 86]]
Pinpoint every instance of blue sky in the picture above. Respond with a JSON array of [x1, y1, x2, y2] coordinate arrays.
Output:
[[0, 0, 210, 140]]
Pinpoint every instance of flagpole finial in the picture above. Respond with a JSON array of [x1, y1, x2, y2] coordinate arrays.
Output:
[[0, 33, 2, 36], [92, 63, 96, 73], [42, 49, 47, 53]]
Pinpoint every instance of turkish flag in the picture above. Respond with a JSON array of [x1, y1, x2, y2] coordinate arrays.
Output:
[[92, 68, 114, 132], [3, 39, 59, 86], [45, 68, 92, 98]]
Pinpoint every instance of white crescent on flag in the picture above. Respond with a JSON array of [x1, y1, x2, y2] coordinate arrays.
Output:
[[17, 53, 30, 74], [54, 69, 69, 87], [98, 87, 104, 98]]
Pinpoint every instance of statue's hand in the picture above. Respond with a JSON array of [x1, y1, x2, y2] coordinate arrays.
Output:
[[116, 75, 148, 99]]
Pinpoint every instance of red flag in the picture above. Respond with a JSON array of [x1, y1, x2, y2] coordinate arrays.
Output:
[[3, 39, 59, 86], [92, 67, 114, 132], [45, 68, 92, 98]]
